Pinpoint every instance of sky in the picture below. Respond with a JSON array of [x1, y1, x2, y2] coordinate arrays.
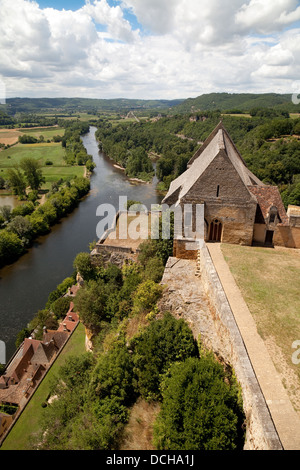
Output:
[[0, 0, 300, 100]]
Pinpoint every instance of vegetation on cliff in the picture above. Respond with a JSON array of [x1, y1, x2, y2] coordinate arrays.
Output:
[[22, 227, 245, 450]]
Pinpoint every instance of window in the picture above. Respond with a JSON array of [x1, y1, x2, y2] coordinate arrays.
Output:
[[209, 219, 222, 242], [216, 185, 220, 197], [269, 206, 277, 224]]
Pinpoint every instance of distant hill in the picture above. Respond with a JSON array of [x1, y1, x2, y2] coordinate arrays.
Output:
[[172, 92, 299, 113], [5, 97, 184, 115], [4, 93, 300, 116]]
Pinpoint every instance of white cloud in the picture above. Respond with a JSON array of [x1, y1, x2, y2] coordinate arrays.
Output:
[[235, 0, 300, 33], [0, 0, 299, 99], [83, 0, 137, 42]]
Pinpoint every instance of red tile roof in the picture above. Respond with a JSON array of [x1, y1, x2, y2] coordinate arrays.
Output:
[[248, 185, 289, 226]]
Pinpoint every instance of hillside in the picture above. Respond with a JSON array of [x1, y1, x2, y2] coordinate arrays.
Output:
[[3, 92, 300, 117], [4, 97, 184, 115], [171, 92, 300, 114]]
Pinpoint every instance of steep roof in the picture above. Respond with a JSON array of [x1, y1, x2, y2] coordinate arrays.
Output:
[[162, 121, 264, 205], [248, 185, 289, 226]]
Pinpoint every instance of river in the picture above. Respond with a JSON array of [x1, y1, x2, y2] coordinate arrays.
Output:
[[0, 127, 163, 363]]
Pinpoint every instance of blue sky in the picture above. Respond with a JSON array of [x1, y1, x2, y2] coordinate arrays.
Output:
[[37, 0, 143, 31], [1, 0, 300, 99]]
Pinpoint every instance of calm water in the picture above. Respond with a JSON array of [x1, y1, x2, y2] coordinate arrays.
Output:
[[0, 127, 162, 362], [0, 193, 23, 209]]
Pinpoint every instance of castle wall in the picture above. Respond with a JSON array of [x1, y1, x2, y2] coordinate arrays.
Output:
[[204, 202, 256, 245], [198, 244, 283, 450], [273, 225, 300, 249]]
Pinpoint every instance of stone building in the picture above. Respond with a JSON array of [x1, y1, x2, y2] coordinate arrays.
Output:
[[162, 121, 300, 255]]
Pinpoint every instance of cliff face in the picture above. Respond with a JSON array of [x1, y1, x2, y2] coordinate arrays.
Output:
[[158, 254, 283, 451]]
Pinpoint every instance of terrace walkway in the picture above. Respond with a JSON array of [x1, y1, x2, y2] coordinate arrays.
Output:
[[207, 242, 300, 450]]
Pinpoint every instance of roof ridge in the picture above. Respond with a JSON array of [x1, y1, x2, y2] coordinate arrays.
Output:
[[187, 120, 224, 167]]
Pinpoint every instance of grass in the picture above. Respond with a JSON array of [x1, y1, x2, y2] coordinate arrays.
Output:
[[119, 398, 160, 450], [0, 142, 85, 191], [221, 244, 300, 409], [0, 143, 66, 169], [18, 127, 65, 140], [1, 322, 87, 450]]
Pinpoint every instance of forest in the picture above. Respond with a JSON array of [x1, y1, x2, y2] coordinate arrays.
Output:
[[94, 108, 300, 207]]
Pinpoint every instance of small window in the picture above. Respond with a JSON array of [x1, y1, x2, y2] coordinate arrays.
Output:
[[216, 185, 220, 198], [269, 213, 276, 223]]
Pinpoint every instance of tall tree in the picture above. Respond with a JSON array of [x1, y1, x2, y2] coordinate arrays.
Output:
[[20, 157, 45, 191], [6, 167, 26, 197]]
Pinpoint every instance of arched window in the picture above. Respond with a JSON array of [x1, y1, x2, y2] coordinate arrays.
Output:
[[209, 219, 222, 242]]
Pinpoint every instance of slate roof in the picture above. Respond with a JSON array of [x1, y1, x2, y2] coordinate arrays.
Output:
[[162, 121, 264, 205]]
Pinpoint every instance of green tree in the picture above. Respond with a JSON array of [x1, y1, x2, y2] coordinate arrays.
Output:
[[0, 229, 24, 266], [143, 256, 165, 283], [73, 252, 96, 281], [153, 356, 245, 450], [73, 279, 109, 331], [0, 205, 12, 222], [132, 312, 198, 400], [51, 296, 72, 319], [7, 215, 33, 241], [20, 157, 45, 191], [15, 327, 31, 348], [133, 279, 163, 314], [6, 167, 26, 197]]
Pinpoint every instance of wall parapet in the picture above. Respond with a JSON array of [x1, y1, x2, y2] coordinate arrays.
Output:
[[199, 242, 283, 450]]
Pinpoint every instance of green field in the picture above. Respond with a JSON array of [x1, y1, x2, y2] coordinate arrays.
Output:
[[0, 142, 85, 191], [18, 126, 65, 140], [1, 322, 87, 450]]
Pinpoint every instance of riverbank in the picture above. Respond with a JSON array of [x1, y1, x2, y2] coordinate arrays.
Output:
[[0, 176, 91, 269], [0, 126, 162, 365]]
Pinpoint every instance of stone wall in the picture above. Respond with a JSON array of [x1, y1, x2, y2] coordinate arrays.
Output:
[[91, 245, 137, 268], [199, 243, 283, 450], [173, 238, 198, 260], [273, 225, 300, 249]]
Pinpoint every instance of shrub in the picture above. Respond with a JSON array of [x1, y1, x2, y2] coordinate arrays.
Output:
[[131, 312, 198, 400], [132, 279, 163, 314], [153, 356, 245, 450]]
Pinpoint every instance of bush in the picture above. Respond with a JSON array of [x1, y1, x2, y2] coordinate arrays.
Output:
[[143, 256, 165, 283], [73, 252, 96, 281], [153, 356, 245, 450], [132, 279, 163, 314], [0, 229, 24, 266], [131, 312, 198, 400], [51, 296, 72, 319]]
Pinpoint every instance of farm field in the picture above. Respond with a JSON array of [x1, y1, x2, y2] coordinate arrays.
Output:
[[0, 141, 85, 191], [0, 126, 65, 147], [221, 243, 300, 414]]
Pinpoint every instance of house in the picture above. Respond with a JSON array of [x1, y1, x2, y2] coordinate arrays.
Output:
[[162, 121, 300, 256]]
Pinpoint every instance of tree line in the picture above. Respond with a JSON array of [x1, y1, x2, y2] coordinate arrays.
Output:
[[95, 111, 300, 206], [0, 122, 94, 267], [0, 176, 90, 268]]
